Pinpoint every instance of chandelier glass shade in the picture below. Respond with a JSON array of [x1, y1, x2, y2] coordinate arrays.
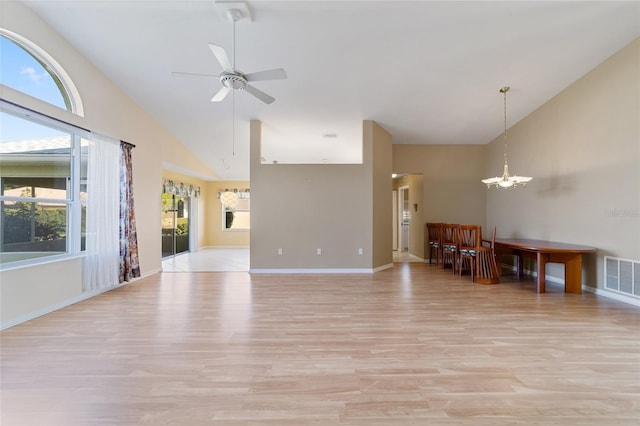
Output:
[[482, 86, 532, 189], [219, 190, 239, 209]]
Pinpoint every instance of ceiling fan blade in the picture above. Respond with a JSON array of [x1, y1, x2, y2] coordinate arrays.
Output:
[[244, 84, 275, 104], [208, 43, 233, 72], [244, 68, 287, 82], [211, 86, 231, 102], [171, 71, 220, 78]]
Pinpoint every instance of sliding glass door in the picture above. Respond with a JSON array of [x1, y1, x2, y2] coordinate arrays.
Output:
[[161, 193, 189, 258]]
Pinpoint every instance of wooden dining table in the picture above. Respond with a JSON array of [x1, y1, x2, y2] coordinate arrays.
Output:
[[493, 238, 596, 294]]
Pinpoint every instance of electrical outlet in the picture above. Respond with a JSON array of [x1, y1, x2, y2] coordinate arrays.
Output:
[[317, 248, 322, 255], [278, 248, 283, 255], [358, 248, 363, 255]]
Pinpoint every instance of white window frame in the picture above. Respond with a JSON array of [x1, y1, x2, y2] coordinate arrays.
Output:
[[0, 101, 89, 270], [222, 197, 250, 232], [0, 29, 84, 116], [0, 28, 86, 269]]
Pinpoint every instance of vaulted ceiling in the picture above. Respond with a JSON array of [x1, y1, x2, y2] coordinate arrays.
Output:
[[20, 1, 640, 180]]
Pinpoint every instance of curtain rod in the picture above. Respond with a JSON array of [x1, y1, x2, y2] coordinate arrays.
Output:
[[120, 140, 136, 148], [1, 98, 90, 133], [2, 98, 136, 148]]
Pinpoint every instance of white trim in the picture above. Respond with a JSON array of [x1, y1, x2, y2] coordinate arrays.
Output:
[[373, 263, 394, 272], [501, 262, 565, 283], [0, 28, 84, 116], [201, 245, 250, 249], [584, 286, 640, 307], [502, 262, 640, 307], [0, 284, 125, 331], [0, 267, 160, 331], [0, 253, 84, 272], [250, 264, 394, 274], [251, 268, 375, 274], [189, 196, 199, 253]]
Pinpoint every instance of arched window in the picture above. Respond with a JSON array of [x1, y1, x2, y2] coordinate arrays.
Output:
[[0, 29, 83, 115], [1, 29, 87, 267]]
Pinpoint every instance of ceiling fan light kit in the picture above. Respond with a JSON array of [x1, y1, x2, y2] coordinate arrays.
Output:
[[482, 86, 533, 189]]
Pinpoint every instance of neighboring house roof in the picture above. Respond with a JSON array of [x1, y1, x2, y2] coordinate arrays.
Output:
[[0, 136, 72, 154]]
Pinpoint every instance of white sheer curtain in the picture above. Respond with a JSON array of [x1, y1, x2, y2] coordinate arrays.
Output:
[[83, 133, 120, 292]]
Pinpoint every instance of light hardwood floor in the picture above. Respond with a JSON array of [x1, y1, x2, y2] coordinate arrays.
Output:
[[1, 264, 639, 425]]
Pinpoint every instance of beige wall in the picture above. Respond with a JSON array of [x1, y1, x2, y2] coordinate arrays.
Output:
[[1, 2, 217, 328], [250, 120, 392, 271], [204, 181, 250, 247], [393, 144, 489, 258], [486, 37, 640, 290], [368, 121, 394, 269], [0, 258, 82, 327]]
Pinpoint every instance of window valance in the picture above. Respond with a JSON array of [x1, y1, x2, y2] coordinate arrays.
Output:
[[162, 179, 201, 198]]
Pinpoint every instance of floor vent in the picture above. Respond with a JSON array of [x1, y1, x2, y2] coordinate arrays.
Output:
[[605, 256, 640, 298]]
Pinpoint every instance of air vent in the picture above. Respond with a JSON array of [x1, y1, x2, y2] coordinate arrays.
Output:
[[605, 256, 640, 298]]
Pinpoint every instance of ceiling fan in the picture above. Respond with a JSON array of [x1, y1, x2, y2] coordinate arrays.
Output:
[[171, 7, 286, 104]]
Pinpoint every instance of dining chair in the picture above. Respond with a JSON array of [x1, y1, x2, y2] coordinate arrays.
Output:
[[458, 225, 481, 280], [482, 226, 496, 251], [441, 223, 459, 273], [476, 226, 500, 284], [425, 222, 443, 265]]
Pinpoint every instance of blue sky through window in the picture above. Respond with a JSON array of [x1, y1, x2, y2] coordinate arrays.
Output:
[[1, 36, 69, 142], [1, 36, 67, 109], [1, 112, 67, 143]]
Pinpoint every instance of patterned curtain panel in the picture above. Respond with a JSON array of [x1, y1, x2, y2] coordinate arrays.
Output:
[[163, 179, 201, 198], [119, 141, 141, 283]]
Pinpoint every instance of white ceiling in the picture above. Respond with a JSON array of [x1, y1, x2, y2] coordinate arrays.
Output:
[[20, 1, 640, 180]]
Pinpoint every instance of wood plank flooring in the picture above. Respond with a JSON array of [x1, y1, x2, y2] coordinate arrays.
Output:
[[1, 263, 639, 425]]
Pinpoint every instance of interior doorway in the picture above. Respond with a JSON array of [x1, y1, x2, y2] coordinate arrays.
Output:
[[398, 186, 410, 252], [161, 193, 190, 258], [392, 174, 425, 262]]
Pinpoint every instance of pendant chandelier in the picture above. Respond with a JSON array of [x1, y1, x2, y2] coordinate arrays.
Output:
[[219, 190, 239, 209], [482, 86, 532, 189]]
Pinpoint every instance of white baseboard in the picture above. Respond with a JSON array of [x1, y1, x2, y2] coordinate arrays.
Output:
[[250, 269, 373, 274], [250, 264, 393, 274], [200, 245, 250, 249], [584, 286, 640, 307], [501, 263, 640, 307], [373, 263, 394, 272], [1, 267, 161, 331]]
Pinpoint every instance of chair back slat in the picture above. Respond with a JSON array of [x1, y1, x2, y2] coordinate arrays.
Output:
[[425, 223, 444, 265]]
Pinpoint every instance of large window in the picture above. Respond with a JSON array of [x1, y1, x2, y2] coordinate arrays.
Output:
[[222, 193, 250, 231], [0, 29, 86, 267], [0, 109, 88, 266]]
